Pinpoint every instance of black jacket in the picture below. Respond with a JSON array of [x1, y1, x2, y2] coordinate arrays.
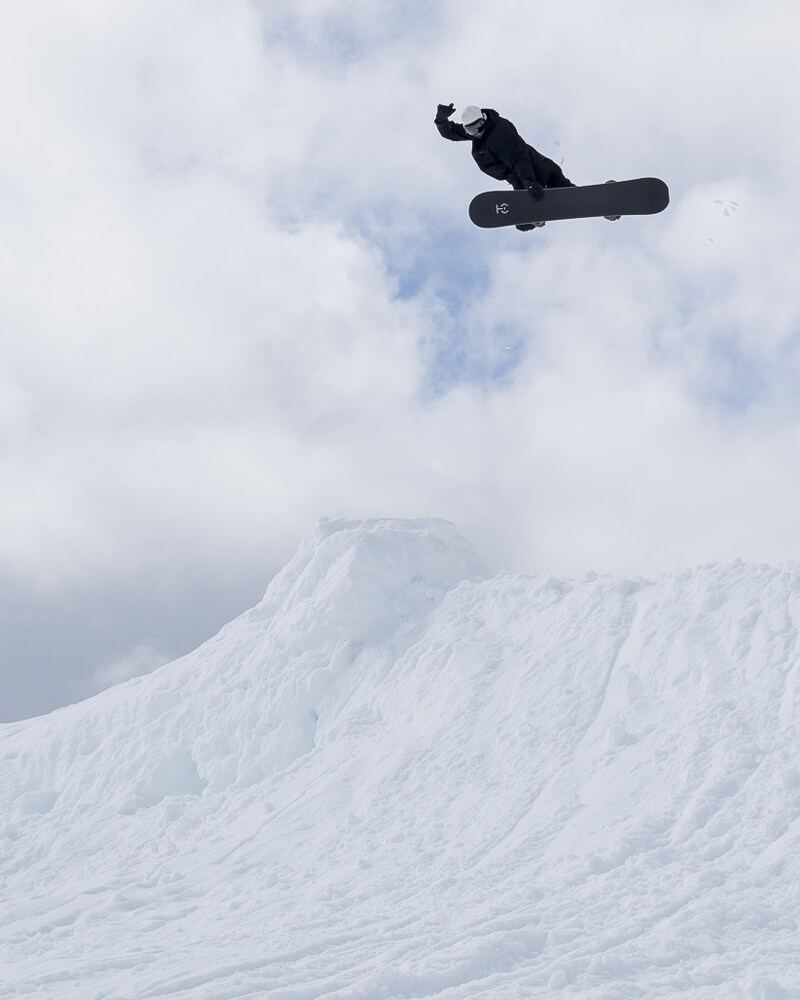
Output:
[[436, 108, 568, 189]]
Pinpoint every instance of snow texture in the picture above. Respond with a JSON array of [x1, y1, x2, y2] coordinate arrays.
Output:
[[2, 517, 800, 998]]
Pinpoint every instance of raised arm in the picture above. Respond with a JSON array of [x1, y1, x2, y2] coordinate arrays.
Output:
[[434, 103, 470, 141]]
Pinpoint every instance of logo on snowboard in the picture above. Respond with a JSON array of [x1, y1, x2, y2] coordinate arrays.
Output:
[[495, 202, 509, 214]]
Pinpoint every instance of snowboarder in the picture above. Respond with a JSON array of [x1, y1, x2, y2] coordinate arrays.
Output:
[[435, 104, 619, 229]]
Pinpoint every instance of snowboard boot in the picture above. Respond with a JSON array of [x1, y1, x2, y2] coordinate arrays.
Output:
[[604, 180, 621, 221], [516, 221, 546, 232]]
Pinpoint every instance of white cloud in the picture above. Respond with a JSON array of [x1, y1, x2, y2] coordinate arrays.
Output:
[[93, 641, 170, 690], [2, 0, 800, 717]]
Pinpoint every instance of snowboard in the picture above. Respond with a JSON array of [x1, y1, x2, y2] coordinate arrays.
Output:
[[468, 177, 669, 228]]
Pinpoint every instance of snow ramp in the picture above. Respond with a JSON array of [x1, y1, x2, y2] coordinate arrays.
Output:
[[2, 518, 799, 998]]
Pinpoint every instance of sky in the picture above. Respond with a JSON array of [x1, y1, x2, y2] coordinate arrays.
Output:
[[2, 0, 800, 721]]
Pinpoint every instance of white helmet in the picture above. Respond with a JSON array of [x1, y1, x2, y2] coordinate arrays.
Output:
[[461, 105, 484, 126], [461, 106, 486, 135]]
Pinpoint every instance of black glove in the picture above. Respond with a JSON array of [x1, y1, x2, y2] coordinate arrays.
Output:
[[525, 180, 545, 202], [435, 102, 456, 124]]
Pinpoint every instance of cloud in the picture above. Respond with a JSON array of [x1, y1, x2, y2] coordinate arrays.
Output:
[[1, 0, 800, 718], [92, 641, 170, 690]]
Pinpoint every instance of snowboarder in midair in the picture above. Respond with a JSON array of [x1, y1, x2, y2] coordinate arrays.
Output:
[[435, 104, 619, 229]]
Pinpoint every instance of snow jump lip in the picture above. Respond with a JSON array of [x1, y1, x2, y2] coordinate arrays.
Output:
[[468, 177, 670, 228]]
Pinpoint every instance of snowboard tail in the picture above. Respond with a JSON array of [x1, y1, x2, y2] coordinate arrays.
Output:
[[468, 177, 669, 228]]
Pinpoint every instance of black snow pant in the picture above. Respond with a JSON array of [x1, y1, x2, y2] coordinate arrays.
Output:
[[511, 150, 574, 190]]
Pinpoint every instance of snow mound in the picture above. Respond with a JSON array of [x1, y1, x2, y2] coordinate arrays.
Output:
[[0, 518, 486, 812], [2, 520, 800, 998]]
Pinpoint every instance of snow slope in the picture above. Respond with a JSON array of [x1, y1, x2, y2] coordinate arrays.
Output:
[[2, 518, 800, 999]]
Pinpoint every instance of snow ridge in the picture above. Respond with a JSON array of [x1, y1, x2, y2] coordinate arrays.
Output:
[[2, 519, 800, 999]]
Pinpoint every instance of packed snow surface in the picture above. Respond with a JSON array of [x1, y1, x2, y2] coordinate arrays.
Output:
[[2, 518, 800, 999]]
